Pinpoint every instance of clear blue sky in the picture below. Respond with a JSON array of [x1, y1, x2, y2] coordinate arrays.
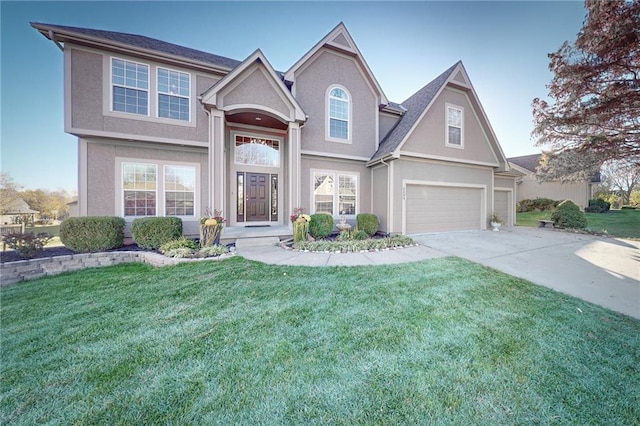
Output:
[[1, 1, 586, 192]]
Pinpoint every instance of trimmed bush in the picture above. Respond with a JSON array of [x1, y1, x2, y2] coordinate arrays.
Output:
[[60, 217, 125, 253], [518, 198, 558, 212], [352, 230, 369, 240], [551, 200, 587, 229], [588, 198, 610, 213], [131, 217, 182, 250], [309, 213, 334, 239], [584, 205, 603, 213], [4, 232, 53, 258], [356, 213, 379, 236]]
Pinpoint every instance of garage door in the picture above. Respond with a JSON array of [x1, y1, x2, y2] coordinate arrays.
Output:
[[494, 191, 510, 227], [405, 184, 483, 233]]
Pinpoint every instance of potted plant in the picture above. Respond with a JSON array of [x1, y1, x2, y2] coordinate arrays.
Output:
[[290, 207, 311, 243], [489, 212, 503, 231], [200, 209, 225, 247]]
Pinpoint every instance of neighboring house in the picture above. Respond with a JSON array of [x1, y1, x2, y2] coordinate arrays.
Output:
[[67, 200, 79, 218], [33, 22, 519, 236], [509, 154, 599, 209], [0, 198, 38, 225]]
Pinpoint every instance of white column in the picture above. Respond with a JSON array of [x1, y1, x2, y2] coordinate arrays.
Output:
[[210, 109, 226, 215], [288, 122, 301, 219]]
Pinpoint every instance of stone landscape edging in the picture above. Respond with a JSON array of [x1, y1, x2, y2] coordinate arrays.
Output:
[[0, 251, 234, 287]]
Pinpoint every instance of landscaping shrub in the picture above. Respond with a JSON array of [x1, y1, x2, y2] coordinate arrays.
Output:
[[60, 216, 125, 252], [199, 245, 229, 257], [131, 217, 182, 250], [353, 230, 369, 240], [3, 232, 53, 258], [588, 198, 611, 213], [160, 237, 198, 254], [356, 213, 379, 236], [551, 200, 587, 229], [309, 213, 334, 239], [294, 235, 415, 252], [518, 198, 558, 212], [621, 205, 638, 210], [584, 205, 603, 213]]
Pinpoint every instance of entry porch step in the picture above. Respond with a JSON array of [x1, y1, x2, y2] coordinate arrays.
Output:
[[234, 236, 281, 248]]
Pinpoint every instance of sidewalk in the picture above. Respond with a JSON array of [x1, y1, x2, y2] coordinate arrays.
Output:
[[235, 244, 446, 266]]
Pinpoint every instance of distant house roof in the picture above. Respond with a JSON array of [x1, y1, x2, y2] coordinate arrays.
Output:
[[31, 22, 242, 71], [508, 153, 601, 183], [507, 154, 542, 173], [370, 61, 461, 163], [2, 198, 38, 215]]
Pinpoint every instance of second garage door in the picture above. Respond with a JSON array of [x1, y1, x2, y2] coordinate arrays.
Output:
[[405, 184, 483, 233]]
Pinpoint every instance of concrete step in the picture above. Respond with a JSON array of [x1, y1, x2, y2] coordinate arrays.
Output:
[[234, 236, 281, 248]]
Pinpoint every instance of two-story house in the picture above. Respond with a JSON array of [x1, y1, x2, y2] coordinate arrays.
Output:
[[32, 21, 518, 238]]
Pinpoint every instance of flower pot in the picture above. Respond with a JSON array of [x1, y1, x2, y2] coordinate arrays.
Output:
[[491, 222, 501, 232]]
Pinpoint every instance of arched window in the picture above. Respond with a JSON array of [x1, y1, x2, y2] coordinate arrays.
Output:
[[327, 86, 350, 141]]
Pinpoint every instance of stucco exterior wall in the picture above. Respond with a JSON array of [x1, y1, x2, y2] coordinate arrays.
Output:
[[300, 156, 372, 218], [401, 88, 498, 165], [295, 49, 378, 158], [379, 112, 400, 143], [220, 66, 291, 119], [371, 165, 389, 232], [85, 139, 208, 235], [390, 158, 494, 233], [517, 174, 592, 208], [68, 45, 216, 145]]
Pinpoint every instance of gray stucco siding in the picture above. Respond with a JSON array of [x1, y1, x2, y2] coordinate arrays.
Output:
[[371, 165, 389, 232], [295, 50, 378, 158], [390, 159, 494, 233], [401, 88, 498, 165], [220, 66, 291, 119], [85, 139, 208, 235], [300, 156, 372, 218], [379, 112, 400, 144], [68, 46, 215, 144]]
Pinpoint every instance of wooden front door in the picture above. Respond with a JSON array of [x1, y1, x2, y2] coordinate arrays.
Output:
[[246, 173, 269, 221]]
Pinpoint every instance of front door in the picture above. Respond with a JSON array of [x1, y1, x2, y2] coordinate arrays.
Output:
[[246, 173, 269, 221]]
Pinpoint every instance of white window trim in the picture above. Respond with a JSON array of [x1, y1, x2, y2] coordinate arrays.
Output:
[[445, 103, 464, 149], [325, 85, 352, 144], [157, 66, 191, 122], [311, 169, 359, 217], [232, 132, 283, 168], [110, 57, 150, 117], [116, 158, 200, 220]]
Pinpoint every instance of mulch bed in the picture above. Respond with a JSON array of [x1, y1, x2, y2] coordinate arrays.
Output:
[[0, 244, 146, 264]]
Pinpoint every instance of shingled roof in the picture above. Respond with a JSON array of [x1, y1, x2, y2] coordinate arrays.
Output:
[[370, 61, 461, 163], [31, 22, 242, 71], [507, 154, 541, 173]]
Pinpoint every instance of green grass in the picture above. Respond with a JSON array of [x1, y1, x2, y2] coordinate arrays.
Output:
[[2, 257, 639, 424], [517, 209, 640, 238]]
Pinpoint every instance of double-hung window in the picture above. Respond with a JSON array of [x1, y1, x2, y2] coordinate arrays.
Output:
[[121, 161, 197, 218], [446, 104, 463, 147], [111, 58, 149, 115], [313, 171, 358, 216], [157, 68, 190, 121], [327, 86, 350, 141]]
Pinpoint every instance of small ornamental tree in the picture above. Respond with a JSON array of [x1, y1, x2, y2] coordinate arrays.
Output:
[[551, 200, 588, 229]]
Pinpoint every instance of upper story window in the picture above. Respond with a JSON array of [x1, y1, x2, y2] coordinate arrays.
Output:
[[111, 58, 149, 115], [446, 104, 464, 148], [327, 86, 350, 142], [157, 68, 190, 121]]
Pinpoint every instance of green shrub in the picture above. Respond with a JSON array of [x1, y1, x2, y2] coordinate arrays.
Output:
[[199, 245, 229, 257], [160, 237, 198, 254], [294, 235, 415, 252], [551, 200, 587, 229], [352, 230, 369, 240], [131, 217, 182, 250], [356, 213, 379, 236], [4, 232, 53, 258], [309, 213, 334, 239], [588, 198, 610, 212], [163, 248, 195, 259], [60, 217, 125, 253], [584, 205, 603, 213], [532, 198, 557, 211]]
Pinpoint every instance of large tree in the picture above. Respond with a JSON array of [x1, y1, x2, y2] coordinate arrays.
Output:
[[0, 173, 23, 214], [600, 158, 640, 205], [532, 0, 640, 177]]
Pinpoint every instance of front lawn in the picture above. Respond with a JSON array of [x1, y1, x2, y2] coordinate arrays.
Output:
[[2, 257, 638, 424], [517, 208, 640, 238]]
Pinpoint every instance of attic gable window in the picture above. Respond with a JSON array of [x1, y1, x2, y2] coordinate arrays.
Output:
[[157, 68, 190, 121], [111, 58, 149, 115], [327, 86, 351, 142], [446, 104, 464, 148]]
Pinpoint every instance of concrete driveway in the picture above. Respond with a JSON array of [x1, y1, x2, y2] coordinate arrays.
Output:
[[412, 227, 640, 320]]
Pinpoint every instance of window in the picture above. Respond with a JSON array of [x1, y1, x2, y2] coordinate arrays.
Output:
[[123, 163, 157, 216], [446, 105, 463, 147], [164, 166, 195, 216], [234, 135, 280, 167], [158, 68, 190, 121], [121, 161, 197, 218], [313, 171, 358, 216], [328, 86, 350, 141], [112, 58, 148, 115]]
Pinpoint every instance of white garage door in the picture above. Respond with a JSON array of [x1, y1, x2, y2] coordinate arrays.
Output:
[[494, 191, 510, 227], [405, 184, 483, 233]]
